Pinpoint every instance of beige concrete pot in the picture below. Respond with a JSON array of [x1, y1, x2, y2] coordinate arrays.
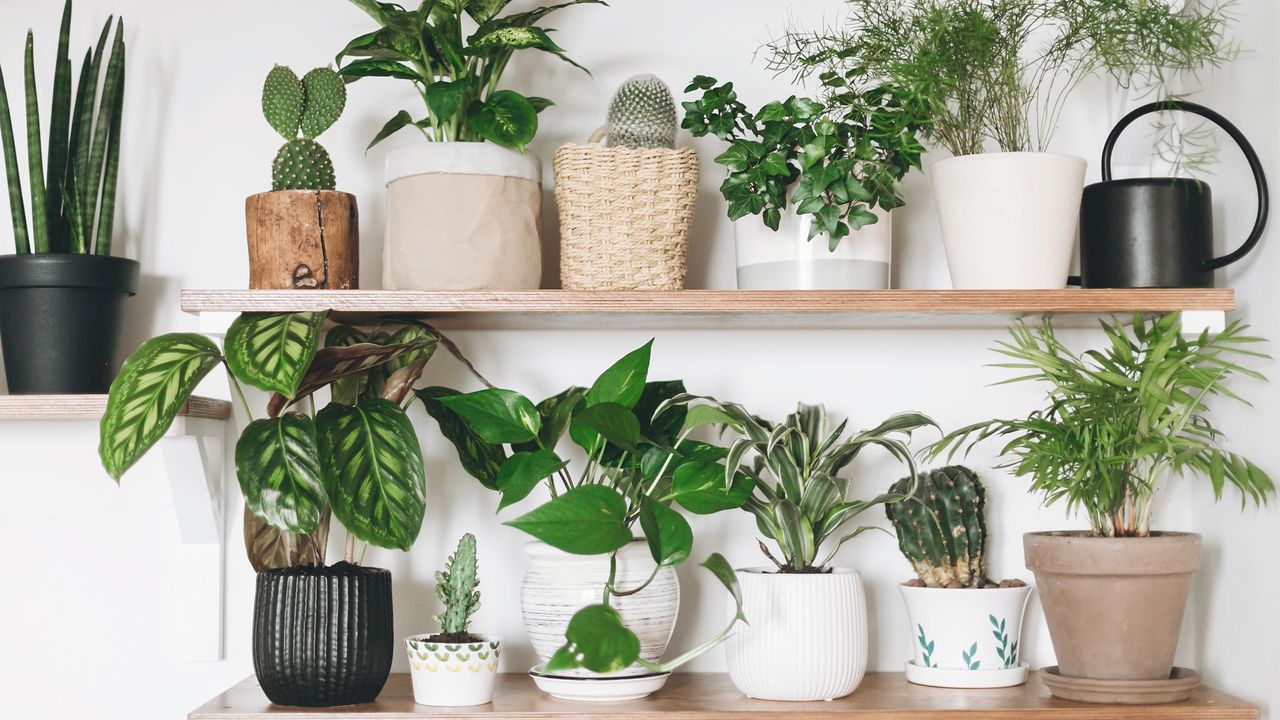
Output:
[[1023, 531, 1200, 681]]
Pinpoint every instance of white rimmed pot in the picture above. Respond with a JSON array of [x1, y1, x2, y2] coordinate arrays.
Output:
[[930, 151, 1086, 289], [900, 583, 1033, 689], [405, 634, 501, 706], [735, 207, 892, 289], [725, 568, 868, 701], [521, 541, 679, 668], [383, 141, 542, 290]]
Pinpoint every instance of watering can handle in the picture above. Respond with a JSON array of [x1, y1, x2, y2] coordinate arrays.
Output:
[[1102, 100, 1269, 271]]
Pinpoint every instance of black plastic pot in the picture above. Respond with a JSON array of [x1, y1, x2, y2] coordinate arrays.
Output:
[[253, 563, 394, 707], [0, 254, 140, 394]]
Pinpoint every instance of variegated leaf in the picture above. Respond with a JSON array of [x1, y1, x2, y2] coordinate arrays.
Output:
[[224, 312, 327, 397], [267, 339, 425, 416], [243, 506, 330, 572], [235, 414, 326, 534]]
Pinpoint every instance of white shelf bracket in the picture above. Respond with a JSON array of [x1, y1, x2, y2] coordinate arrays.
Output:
[[1180, 310, 1227, 335]]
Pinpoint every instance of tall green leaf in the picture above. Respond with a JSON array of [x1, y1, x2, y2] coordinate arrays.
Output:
[[224, 312, 326, 398], [317, 398, 427, 550], [99, 334, 223, 481], [587, 339, 652, 409], [0, 65, 29, 253], [235, 414, 325, 534], [85, 19, 123, 254], [45, 0, 72, 253], [94, 31, 124, 257], [506, 485, 631, 554], [23, 31, 47, 253], [74, 18, 111, 247]]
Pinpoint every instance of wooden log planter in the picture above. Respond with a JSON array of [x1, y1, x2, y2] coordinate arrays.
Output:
[[245, 190, 359, 290]]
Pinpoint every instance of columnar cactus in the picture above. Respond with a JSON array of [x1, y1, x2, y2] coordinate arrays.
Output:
[[435, 533, 481, 636], [262, 65, 344, 191], [606, 73, 677, 149], [886, 466, 989, 588]]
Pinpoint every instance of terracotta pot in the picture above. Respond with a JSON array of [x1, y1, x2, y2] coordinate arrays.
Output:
[[1023, 531, 1200, 681], [245, 190, 359, 289]]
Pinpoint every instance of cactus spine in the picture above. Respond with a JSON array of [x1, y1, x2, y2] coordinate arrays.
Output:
[[262, 65, 344, 191], [886, 466, 989, 588], [606, 73, 677, 149], [435, 533, 480, 636]]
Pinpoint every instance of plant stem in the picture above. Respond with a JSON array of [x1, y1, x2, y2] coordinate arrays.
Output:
[[228, 373, 254, 422], [602, 552, 617, 606], [345, 533, 355, 564]]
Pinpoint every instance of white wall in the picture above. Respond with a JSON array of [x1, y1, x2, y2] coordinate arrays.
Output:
[[0, 1, 1275, 718]]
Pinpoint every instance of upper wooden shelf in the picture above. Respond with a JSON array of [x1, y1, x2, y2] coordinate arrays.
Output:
[[0, 394, 231, 420], [180, 289, 1234, 330], [189, 672, 1257, 719]]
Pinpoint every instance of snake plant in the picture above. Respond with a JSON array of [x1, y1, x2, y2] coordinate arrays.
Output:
[[0, 0, 126, 256]]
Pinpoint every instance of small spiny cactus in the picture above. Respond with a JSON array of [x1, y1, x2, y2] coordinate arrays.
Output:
[[606, 73, 677, 149], [886, 466, 989, 588], [435, 533, 481, 636], [262, 65, 345, 191]]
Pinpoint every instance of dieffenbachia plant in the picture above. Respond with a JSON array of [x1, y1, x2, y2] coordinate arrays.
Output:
[[99, 312, 482, 570], [424, 340, 748, 674], [0, 0, 125, 255]]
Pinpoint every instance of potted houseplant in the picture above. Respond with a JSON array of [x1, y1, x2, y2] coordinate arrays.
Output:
[[406, 533, 502, 706], [934, 313, 1271, 703], [423, 340, 746, 699], [246, 65, 357, 290], [337, 0, 603, 290], [682, 75, 928, 290], [885, 465, 1031, 689], [0, 0, 135, 393], [669, 398, 935, 701], [768, 0, 1236, 288], [99, 312, 478, 706]]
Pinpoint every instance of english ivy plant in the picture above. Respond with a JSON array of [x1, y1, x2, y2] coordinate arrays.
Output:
[[99, 313, 481, 570], [682, 75, 930, 250], [338, 0, 604, 151], [424, 340, 748, 674]]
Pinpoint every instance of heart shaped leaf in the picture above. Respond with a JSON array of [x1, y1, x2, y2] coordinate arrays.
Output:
[[668, 461, 756, 515], [438, 387, 540, 444], [545, 604, 640, 674], [639, 497, 692, 567], [506, 485, 630, 555], [570, 402, 640, 452], [587, 339, 652, 409], [235, 414, 326, 534]]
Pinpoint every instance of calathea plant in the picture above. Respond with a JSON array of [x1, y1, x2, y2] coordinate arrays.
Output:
[[424, 340, 747, 674], [681, 76, 929, 250], [100, 313, 481, 569], [338, 0, 605, 151]]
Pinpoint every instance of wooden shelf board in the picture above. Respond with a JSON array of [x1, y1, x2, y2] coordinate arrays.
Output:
[[180, 289, 1234, 330], [0, 394, 231, 420], [189, 672, 1257, 719]]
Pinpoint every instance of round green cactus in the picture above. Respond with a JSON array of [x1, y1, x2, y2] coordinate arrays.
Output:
[[606, 73, 677, 149], [262, 65, 304, 140], [262, 65, 345, 190], [272, 138, 335, 191], [886, 466, 989, 588]]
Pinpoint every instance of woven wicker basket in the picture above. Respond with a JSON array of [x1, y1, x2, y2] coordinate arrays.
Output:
[[554, 129, 698, 290]]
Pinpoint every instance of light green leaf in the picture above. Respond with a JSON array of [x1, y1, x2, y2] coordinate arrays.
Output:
[[506, 485, 631, 554], [438, 387, 540, 444], [471, 25, 562, 51], [235, 414, 325, 534], [224, 312, 326, 398], [684, 403, 742, 431]]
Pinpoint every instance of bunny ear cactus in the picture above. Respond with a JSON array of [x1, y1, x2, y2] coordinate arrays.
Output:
[[262, 65, 344, 191], [607, 73, 677, 149], [886, 466, 989, 588], [435, 533, 482, 640]]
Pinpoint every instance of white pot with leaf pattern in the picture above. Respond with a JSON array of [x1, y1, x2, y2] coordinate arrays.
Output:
[[900, 583, 1033, 689], [406, 634, 502, 706]]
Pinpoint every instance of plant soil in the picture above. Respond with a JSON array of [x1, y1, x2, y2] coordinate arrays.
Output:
[[423, 631, 485, 644], [903, 577, 1026, 589]]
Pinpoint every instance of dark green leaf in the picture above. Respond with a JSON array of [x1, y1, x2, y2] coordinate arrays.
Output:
[[587, 339, 652, 409], [506, 485, 631, 554], [639, 496, 692, 567], [235, 414, 325, 534], [338, 59, 421, 81], [224, 312, 326, 397], [438, 387, 540, 444], [570, 402, 641, 451], [469, 90, 537, 151], [669, 461, 755, 514], [497, 449, 567, 510], [426, 80, 466, 124], [367, 109, 416, 150], [418, 386, 507, 490], [544, 604, 640, 674], [701, 553, 746, 621]]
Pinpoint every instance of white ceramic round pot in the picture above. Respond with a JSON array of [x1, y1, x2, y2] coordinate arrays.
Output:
[[725, 568, 868, 701], [900, 583, 1033, 688], [930, 151, 1086, 289], [383, 141, 542, 290], [405, 634, 501, 706], [735, 207, 891, 289], [521, 541, 679, 667]]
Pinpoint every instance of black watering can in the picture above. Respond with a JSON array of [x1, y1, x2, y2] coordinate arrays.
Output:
[[1076, 100, 1268, 288]]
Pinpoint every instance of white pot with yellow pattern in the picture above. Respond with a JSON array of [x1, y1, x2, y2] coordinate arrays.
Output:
[[405, 633, 502, 706]]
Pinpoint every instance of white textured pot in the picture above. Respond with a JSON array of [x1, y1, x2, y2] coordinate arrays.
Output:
[[725, 568, 868, 701], [900, 583, 1033, 689], [930, 152, 1086, 289], [405, 633, 501, 706], [383, 141, 542, 290], [521, 541, 679, 666], [735, 207, 891, 289]]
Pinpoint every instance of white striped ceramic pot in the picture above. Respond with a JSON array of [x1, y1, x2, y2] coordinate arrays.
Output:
[[521, 541, 679, 666], [725, 568, 868, 701]]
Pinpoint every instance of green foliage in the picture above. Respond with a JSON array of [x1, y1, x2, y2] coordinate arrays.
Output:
[[272, 138, 337, 191], [235, 414, 326, 534], [261, 65, 344, 191], [224, 312, 327, 398], [338, 0, 604, 151], [607, 74, 677, 149], [682, 76, 928, 251], [0, 0, 126, 255], [886, 466, 988, 587], [932, 313, 1272, 537], [435, 533, 481, 635]]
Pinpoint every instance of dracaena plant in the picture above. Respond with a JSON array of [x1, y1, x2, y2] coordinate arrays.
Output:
[[338, 0, 604, 152], [1, 0, 125, 255], [99, 313, 483, 570], [931, 313, 1272, 538], [423, 340, 747, 674], [667, 398, 937, 572]]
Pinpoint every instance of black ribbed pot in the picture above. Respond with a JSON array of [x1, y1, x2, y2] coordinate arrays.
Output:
[[0, 254, 139, 394], [253, 563, 394, 707]]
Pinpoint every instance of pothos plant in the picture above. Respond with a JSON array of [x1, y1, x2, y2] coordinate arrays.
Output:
[[338, 0, 605, 152], [423, 340, 748, 674], [681, 75, 929, 250], [99, 312, 483, 570]]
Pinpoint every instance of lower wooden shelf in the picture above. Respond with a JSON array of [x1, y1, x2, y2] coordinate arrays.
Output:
[[188, 672, 1257, 719]]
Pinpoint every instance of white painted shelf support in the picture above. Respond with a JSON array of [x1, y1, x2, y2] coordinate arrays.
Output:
[[1180, 309, 1228, 335]]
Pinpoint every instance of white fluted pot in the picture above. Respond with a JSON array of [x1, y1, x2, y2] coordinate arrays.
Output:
[[521, 541, 679, 666], [725, 568, 868, 701]]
